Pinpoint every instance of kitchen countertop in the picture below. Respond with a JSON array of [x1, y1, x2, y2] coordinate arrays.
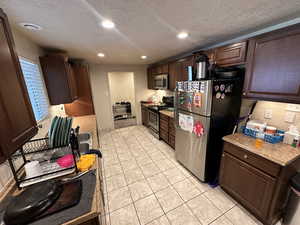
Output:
[[160, 110, 174, 118], [0, 115, 103, 225], [223, 133, 300, 166], [72, 115, 99, 149], [141, 102, 155, 107]]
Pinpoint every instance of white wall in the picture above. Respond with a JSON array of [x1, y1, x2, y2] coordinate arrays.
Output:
[[108, 72, 136, 116], [89, 64, 155, 131], [12, 27, 66, 138], [240, 99, 300, 131]]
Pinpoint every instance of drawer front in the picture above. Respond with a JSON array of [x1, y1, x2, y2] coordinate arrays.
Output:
[[160, 113, 169, 122], [223, 142, 281, 177], [169, 134, 175, 149], [160, 129, 169, 142], [169, 118, 175, 131], [160, 119, 169, 131]]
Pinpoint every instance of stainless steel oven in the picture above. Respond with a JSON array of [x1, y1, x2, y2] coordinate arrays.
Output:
[[154, 74, 168, 90]]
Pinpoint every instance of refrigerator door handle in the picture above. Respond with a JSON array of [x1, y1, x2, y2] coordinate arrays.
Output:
[[174, 86, 179, 129]]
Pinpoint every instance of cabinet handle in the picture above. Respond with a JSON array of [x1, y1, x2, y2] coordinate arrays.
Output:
[[244, 154, 248, 159], [242, 92, 246, 96], [222, 153, 225, 157]]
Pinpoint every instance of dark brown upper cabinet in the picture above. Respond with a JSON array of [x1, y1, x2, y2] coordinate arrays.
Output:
[[0, 9, 38, 163], [179, 55, 194, 81], [40, 54, 78, 105], [168, 61, 181, 91], [161, 64, 169, 74], [64, 63, 95, 117], [203, 49, 215, 65], [214, 41, 247, 67], [244, 24, 300, 103], [147, 67, 155, 89]]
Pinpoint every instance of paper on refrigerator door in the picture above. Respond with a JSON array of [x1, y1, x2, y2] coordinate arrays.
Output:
[[179, 113, 194, 133], [179, 113, 187, 131], [185, 115, 194, 133]]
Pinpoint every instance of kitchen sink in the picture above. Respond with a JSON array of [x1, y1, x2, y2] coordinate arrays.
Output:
[[78, 133, 91, 142]]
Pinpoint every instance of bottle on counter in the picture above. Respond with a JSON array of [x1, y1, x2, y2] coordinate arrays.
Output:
[[291, 135, 299, 148]]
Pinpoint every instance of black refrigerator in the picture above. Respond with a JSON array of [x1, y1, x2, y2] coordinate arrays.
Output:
[[174, 79, 243, 183]]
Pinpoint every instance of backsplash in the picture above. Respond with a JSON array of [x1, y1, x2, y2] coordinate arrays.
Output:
[[240, 99, 300, 131], [149, 90, 174, 103]]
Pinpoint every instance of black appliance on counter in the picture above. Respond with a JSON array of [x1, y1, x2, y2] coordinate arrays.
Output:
[[147, 96, 174, 138]]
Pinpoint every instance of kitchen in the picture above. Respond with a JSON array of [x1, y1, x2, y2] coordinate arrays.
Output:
[[1, 1, 300, 225]]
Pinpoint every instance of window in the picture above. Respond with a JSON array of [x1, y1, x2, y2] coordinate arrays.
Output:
[[19, 58, 49, 121]]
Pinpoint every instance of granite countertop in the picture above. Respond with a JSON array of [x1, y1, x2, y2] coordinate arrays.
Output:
[[141, 102, 155, 107], [160, 110, 174, 118], [223, 133, 300, 166]]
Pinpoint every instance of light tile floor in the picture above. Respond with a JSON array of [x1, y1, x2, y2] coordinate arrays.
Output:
[[99, 125, 282, 225]]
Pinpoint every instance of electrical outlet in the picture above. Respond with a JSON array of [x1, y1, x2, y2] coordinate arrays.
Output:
[[285, 111, 296, 123], [264, 109, 272, 119]]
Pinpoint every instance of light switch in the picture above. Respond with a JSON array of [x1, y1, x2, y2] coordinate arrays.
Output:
[[285, 111, 296, 123], [264, 109, 272, 119]]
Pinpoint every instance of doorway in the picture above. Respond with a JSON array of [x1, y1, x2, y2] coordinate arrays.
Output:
[[108, 72, 137, 129]]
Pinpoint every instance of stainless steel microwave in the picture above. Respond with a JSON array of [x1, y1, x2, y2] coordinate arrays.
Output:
[[154, 74, 168, 90]]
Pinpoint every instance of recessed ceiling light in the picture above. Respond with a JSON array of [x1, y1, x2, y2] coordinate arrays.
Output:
[[177, 32, 189, 39], [97, 53, 105, 57], [141, 56, 147, 59], [101, 20, 115, 29], [19, 23, 42, 31]]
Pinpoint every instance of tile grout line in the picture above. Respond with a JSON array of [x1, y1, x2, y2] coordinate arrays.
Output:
[[115, 133, 142, 225], [131, 134, 171, 225]]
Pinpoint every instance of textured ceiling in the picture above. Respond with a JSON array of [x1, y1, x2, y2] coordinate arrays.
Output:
[[1, 0, 300, 64]]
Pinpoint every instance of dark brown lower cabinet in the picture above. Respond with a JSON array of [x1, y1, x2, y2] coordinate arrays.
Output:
[[220, 152, 276, 219], [141, 106, 149, 127], [159, 113, 175, 149], [220, 142, 300, 225]]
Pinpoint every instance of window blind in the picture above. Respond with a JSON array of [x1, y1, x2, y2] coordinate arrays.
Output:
[[19, 58, 49, 121]]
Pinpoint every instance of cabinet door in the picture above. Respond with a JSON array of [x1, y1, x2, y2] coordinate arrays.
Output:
[[156, 65, 163, 74], [180, 56, 194, 81], [0, 9, 37, 161], [203, 49, 215, 65], [66, 64, 78, 100], [244, 25, 300, 103], [162, 64, 169, 74], [40, 54, 78, 105], [215, 41, 247, 67], [220, 152, 276, 219], [147, 67, 155, 89], [64, 64, 95, 116], [141, 107, 149, 126], [168, 118, 175, 149], [151, 66, 158, 75], [168, 61, 180, 91]]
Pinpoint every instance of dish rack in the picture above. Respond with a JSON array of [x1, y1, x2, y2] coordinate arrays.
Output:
[[242, 126, 285, 144], [8, 137, 79, 189]]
